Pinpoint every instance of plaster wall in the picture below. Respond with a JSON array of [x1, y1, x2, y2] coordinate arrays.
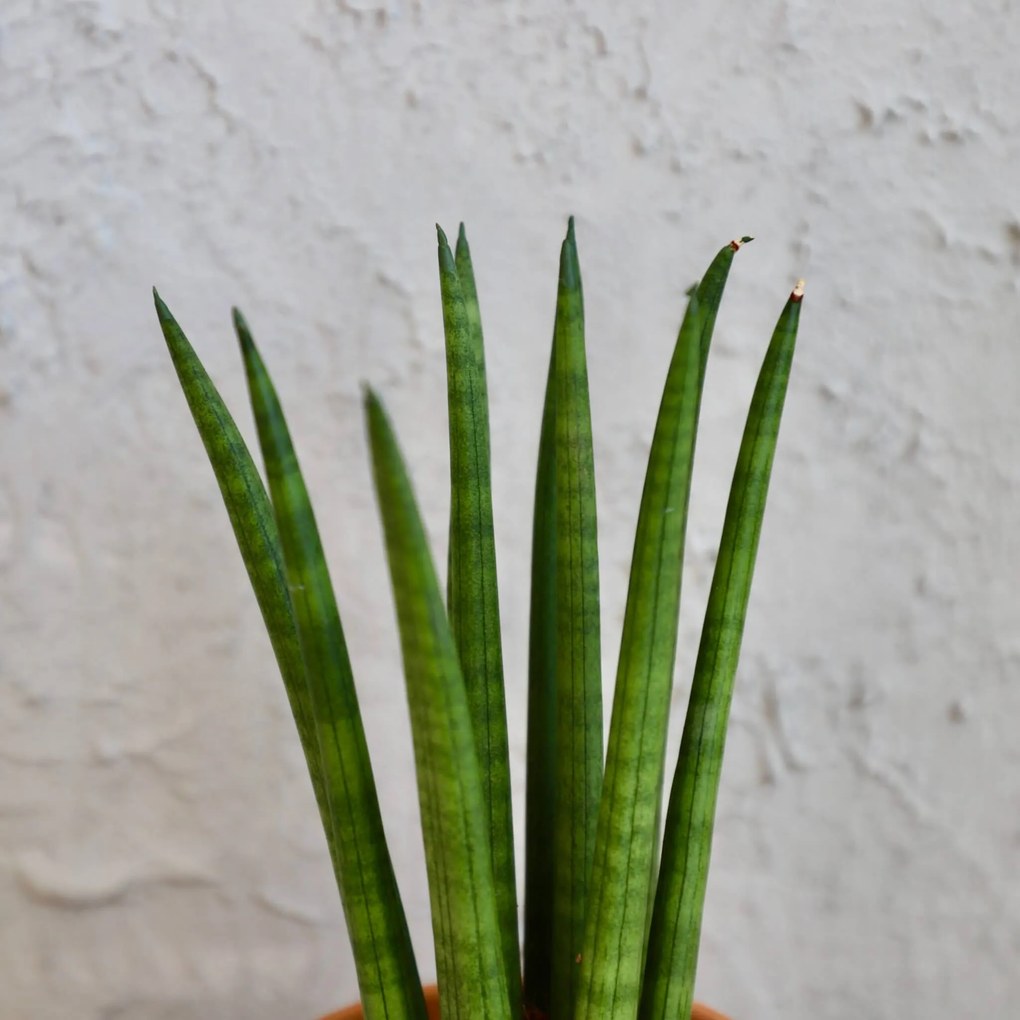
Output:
[[2, 2, 1019, 1018]]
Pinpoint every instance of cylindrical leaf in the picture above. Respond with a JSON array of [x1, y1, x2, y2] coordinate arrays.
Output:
[[573, 291, 704, 1020], [235, 312, 426, 1020], [523, 338, 557, 1017], [365, 388, 511, 1020], [439, 225, 520, 1011], [550, 219, 603, 1020], [154, 292, 331, 860], [640, 283, 804, 1020], [574, 240, 747, 1020]]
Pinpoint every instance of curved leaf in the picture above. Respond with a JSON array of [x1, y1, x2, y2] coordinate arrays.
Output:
[[640, 283, 804, 1020], [234, 311, 425, 1020], [365, 388, 511, 1020], [574, 239, 747, 1020], [573, 291, 703, 1020], [153, 291, 331, 856], [439, 225, 520, 1009], [523, 338, 557, 1016], [550, 218, 603, 1020]]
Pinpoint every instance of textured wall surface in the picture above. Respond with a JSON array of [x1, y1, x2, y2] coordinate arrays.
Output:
[[3, 2, 1019, 1018]]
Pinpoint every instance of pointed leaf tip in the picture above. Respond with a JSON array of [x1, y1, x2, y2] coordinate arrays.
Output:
[[231, 306, 251, 337], [152, 287, 169, 319], [558, 219, 582, 291], [436, 223, 450, 248], [362, 381, 382, 412], [457, 222, 467, 244]]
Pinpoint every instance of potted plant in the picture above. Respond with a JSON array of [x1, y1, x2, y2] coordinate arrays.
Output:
[[154, 218, 802, 1020]]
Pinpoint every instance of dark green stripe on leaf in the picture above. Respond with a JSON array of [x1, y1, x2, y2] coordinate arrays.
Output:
[[523, 339, 557, 1017]]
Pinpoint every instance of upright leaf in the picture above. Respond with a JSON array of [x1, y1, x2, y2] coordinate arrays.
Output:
[[523, 339, 557, 1017], [695, 238, 753, 388], [439, 225, 520, 1010], [234, 311, 425, 1020], [454, 224, 492, 421], [153, 291, 332, 862], [573, 290, 705, 1020], [365, 388, 511, 1020], [573, 238, 749, 1020], [640, 282, 804, 1020], [550, 218, 603, 1020]]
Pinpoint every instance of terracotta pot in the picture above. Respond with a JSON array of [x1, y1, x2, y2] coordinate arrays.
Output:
[[320, 984, 729, 1020], [319, 984, 441, 1020]]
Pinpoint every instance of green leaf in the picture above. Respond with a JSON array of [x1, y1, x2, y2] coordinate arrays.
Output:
[[640, 282, 804, 1020], [695, 238, 751, 389], [234, 311, 426, 1020], [575, 239, 749, 1020], [523, 338, 557, 1017], [550, 218, 603, 1020], [365, 388, 511, 1020], [439, 225, 520, 1009], [573, 288, 705, 1020], [454, 223, 492, 425], [153, 291, 332, 859]]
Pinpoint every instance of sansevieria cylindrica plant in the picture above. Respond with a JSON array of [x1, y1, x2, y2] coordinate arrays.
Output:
[[154, 219, 803, 1020]]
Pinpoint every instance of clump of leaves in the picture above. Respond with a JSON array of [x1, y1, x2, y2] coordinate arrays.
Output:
[[155, 220, 802, 1020]]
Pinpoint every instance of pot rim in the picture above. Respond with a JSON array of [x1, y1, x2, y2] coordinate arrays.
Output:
[[318, 984, 730, 1020]]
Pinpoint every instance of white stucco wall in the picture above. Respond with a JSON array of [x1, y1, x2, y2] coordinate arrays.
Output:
[[3, 2, 1019, 1018]]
